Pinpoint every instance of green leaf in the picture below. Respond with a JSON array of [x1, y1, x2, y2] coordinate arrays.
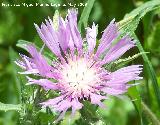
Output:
[[114, 52, 149, 67], [77, 101, 99, 125], [133, 34, 160, 108], [118, 0, 160, 109], [128, 86, 142, 125], [16, 39, 56, 62], [16, 39, 30, 51], [0, 102, 21, 111], [118, 0, 160, 35], [78, 0, 96, 32]]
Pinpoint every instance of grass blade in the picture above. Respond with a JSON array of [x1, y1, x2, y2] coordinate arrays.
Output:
[[133, 34, 160, 108], [78, 0, 96, 32]]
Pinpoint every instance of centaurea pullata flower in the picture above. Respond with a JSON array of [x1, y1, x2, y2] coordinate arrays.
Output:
[[16, 9, 142, 122]]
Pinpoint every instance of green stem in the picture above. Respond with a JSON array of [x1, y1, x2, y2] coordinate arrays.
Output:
[[142, 101, 160, 125]]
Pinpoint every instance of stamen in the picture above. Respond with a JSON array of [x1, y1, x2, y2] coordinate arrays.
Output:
[[61, 58, 99, 96]]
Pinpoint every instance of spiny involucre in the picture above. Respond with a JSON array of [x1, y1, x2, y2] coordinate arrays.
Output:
[[16, 9, 143, 122]]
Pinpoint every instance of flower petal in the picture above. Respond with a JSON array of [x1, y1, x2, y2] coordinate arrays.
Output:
[[26, 77, 60, 90], [18, 69, 39, 74], [101, 65, 142, 95], [101, 36, 135, 64], [15, 54, 39, 74], [27, 45, 54, 77], [57, 17, 70, 53], [90, 93, 107, 108], [95, 19, 118, 59], [86, 23, 97, 55], [34, 21, 62, 58], [101, 87, 127, 95], [67, 9, 83, 55], [71, 98, 83, 117], [41, 95, 64, 108]]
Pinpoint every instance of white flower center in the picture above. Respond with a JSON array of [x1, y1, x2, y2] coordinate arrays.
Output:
[[61, 58, 98, 92]]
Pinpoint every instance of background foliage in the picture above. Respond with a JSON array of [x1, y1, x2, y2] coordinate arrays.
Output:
[[0, 0, 160, 125]]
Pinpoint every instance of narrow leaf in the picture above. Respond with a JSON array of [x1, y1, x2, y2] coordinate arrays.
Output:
[[133, 34, 160, 108], [0, 102, 21, 111], [118, 0, 160, 35], [78, 0, 96, 32], [16, 40, 56, 61], [16, 39, 30, 51], [128, 86, 142, 120], [114, 52, 149, 66]]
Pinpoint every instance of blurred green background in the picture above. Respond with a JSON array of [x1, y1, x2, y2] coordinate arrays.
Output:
[[0, 0, 160, 125]]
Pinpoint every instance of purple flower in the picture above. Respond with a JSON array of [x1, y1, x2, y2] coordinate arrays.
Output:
[[16, 9, 142, 122]]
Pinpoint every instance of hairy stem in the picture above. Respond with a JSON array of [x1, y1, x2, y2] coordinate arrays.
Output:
[[142, 101, 160, 125]]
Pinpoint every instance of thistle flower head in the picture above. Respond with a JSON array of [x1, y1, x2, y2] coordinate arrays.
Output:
[[16, 9, 142, 122]]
